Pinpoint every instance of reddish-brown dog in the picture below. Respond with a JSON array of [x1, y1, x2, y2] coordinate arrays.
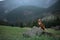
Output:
[[38, 19, 45, 30]]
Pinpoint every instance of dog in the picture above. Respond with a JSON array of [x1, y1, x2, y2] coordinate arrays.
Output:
[[38, 19, 45, 30]]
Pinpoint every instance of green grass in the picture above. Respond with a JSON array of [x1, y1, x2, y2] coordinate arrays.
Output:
[[0, 25, 60, 40], [46, 28, 60, 35]]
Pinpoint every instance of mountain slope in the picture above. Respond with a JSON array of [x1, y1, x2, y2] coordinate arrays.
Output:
[[47, 0, 60, 13], [6, 6, 46, 23]]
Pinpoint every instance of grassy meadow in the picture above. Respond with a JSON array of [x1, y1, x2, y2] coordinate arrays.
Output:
[[0, 25, 60, 40]]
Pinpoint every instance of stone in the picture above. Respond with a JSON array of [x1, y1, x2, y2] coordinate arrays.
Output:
[[51, 26, 60, 30], [23, 26, 44, 37]]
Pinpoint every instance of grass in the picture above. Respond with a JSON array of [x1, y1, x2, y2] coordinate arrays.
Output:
[[0, 25, 60, 40], [46, 28, 60, 35]]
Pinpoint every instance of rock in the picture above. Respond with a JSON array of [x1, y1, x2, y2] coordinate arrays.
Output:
[[51, 26, 60, 30], [23, 26, 43, 37], [55, 26, 60, 30]]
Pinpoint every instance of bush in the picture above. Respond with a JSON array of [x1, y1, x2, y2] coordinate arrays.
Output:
[[42, 15, 60, 28]]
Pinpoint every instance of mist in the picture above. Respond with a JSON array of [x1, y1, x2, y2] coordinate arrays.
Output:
[[5, 0, 58, 11]]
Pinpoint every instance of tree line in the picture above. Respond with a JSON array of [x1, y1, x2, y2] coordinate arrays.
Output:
[[0, 15, 60, 28]]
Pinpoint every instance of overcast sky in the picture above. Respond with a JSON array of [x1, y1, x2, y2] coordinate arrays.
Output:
[[4, 0, 58, 12], [0, 0, 4, 1]]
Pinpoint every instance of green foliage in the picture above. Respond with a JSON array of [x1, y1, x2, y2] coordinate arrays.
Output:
[[42, 15, 60, 28], [20, 22, 24, 28], [0, 20, 9, 26]]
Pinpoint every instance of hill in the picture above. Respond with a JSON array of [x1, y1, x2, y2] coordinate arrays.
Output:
[[6, 6, 46, 24]]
